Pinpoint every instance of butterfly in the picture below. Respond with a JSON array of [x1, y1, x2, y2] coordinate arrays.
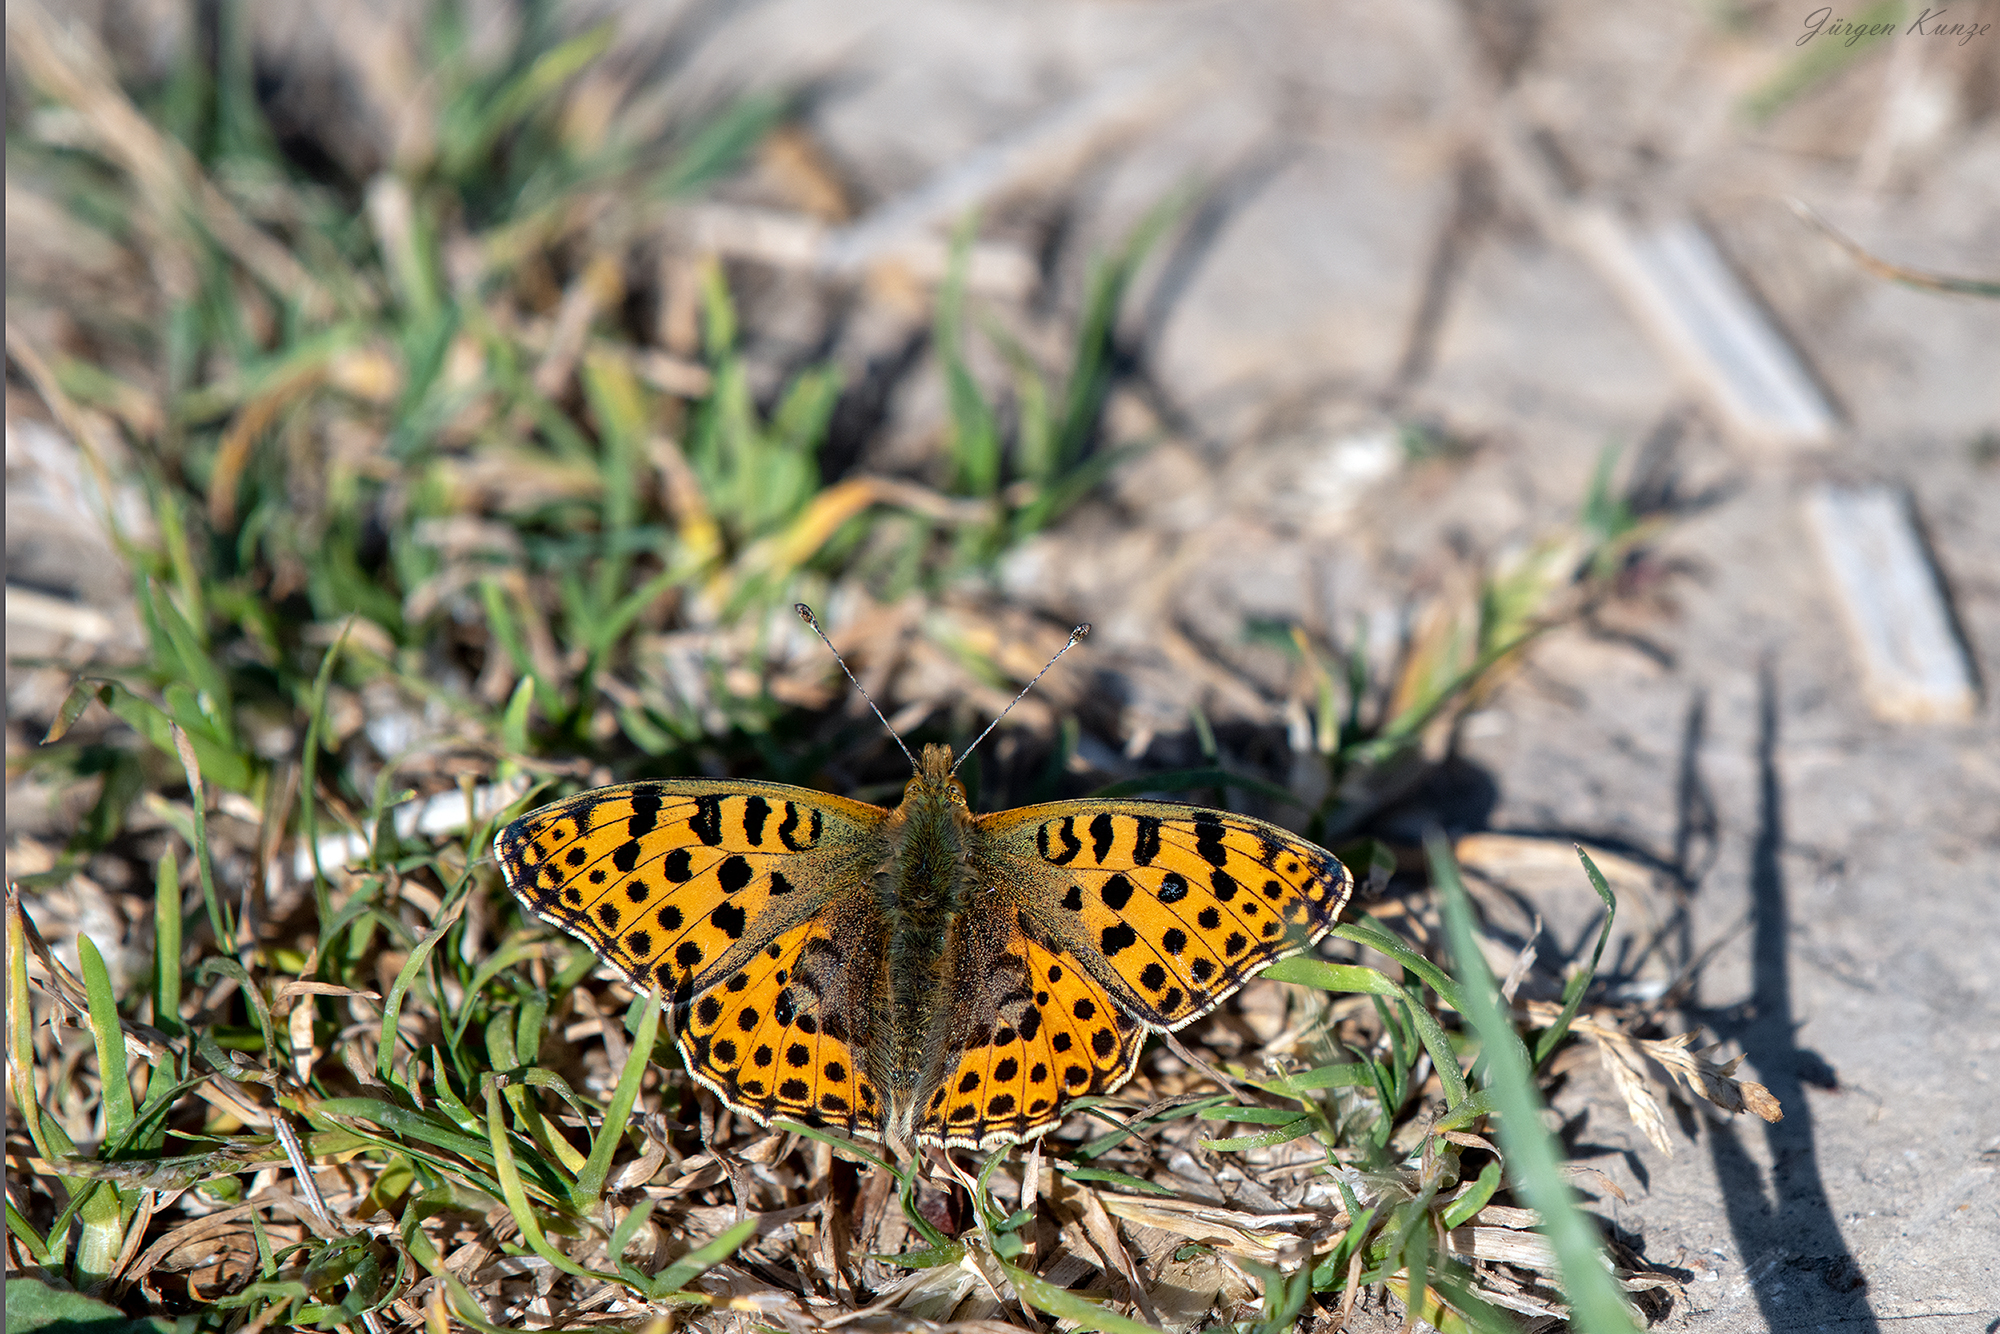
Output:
[[493, 619, 1354, 1152]]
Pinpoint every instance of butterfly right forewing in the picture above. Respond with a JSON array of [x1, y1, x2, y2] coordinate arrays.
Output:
[[976, 801, 1353, 1030]]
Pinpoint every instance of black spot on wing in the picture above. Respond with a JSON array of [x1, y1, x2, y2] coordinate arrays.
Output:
[[1040, 817, 1082, 866], [627, 791, 661, 838], [1089, 813, 1114, 863], [690, 796, 724, 847], [742, 796, 770, 846], [1194, 811, 1228, 867], [711, 902, 747, 939], [1133, 815, 1162, 866]]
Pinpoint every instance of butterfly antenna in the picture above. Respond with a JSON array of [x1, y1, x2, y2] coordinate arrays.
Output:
[[951, 623, 1090, 776], [796, 604, 917, 769]]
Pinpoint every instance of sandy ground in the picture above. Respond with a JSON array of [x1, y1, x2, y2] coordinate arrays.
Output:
[[9, 1, 1999, 1329]]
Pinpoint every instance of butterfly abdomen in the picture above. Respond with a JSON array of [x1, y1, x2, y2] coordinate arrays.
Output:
[[870, 777, 983, 1117]]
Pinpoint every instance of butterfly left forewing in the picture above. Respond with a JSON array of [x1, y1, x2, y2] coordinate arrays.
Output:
[[495, 779, 889, 1001], [976, 801, 1353, 1029]]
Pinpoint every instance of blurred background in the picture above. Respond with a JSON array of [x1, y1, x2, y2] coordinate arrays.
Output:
[[7, 1, 1997, 1330]]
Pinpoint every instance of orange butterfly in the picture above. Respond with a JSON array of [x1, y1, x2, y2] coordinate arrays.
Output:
[[494, 614, 1353, 1151]]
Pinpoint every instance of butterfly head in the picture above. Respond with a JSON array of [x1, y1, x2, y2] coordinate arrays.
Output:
[[907, 742, 969, 806]]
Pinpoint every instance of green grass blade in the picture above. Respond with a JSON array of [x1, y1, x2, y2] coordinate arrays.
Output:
[[998, 1256, 1165, 1334], [298, 622, 349, 907], [935, 218, 1002, 499], [499, 674, 536, 769], [443, 24, 614, 178], [40, 678, 109, 745], [399, 1199, 522, 1334], [652, 91, 787, 199], [774, 1120, 900, 1175], [1533, 848, 1618, 1066], [70, 1176, 128, 1287], [481, 1083, 617, 1283], [1264, 948, 1470, 1110], [1401, 993, 1471, 1108], [1441, 1158, 1503, 1230], [452, 939, 558, 1045], [1433, 1088, 1499, 1134], [141, 577, 235, 743], [377, 898, 468, 1085], [1431, 833, 1639, 1333], [310, 1099, 517, 1185], [154, 846, 183, 1038], [1199, 1116, 1321, 1152], [78, 935, 137, 1143], [7, 1199, 53, 1265], [93, 681, 255, 793], [8, 887, 56, 1160], [1199, 1105, 1318, 1126], [1247, 1061, 1372, 1096], [170, 723, 234, 949], [571, 986, 661, 1209], [1327, 919, 1469, 1011], [872, 1242, 965, 1269], [1059, 1167, 1174, 1196], [608, 1197, 655, 1274], [650, 1215, 759, 1296], [1261, 956, 1403, 997]]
